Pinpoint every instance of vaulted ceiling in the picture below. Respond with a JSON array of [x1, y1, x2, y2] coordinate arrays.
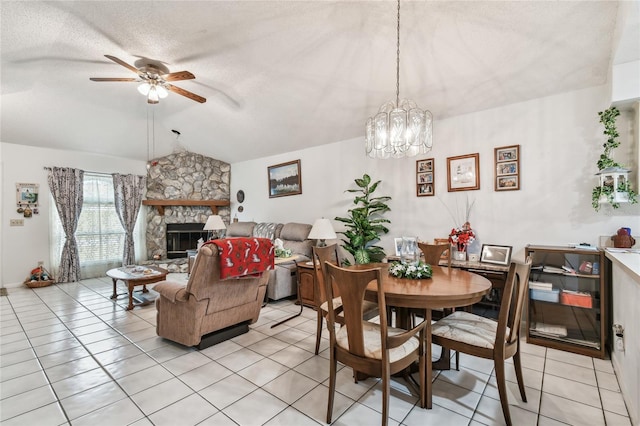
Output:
[[1, 1, 637, 164]]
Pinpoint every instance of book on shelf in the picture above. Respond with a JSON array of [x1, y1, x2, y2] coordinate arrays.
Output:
[[561, 289, 591, 296], [531, 322, 567, 337], [542, 266, 565, 274], [529, 281, 553, 291]]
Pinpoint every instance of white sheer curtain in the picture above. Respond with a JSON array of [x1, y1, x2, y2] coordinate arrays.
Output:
[[50, 173, 145, 279]]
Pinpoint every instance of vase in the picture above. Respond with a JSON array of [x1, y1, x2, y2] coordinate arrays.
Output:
[[401, 237, 419, 265], [453, 243, 467, 261]]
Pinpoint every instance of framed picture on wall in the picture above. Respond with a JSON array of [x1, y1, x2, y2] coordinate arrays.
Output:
[[447, 153, 480, 191], [416, 158, 435, 197], [268, 160, 302, 198], [494, 144, 520, 191]]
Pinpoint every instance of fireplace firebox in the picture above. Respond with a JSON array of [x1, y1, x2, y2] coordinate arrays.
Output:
[[166, 223, 207, 258]]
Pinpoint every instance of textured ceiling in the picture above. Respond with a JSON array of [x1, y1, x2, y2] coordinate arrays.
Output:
[[0, 1, 634, 163]]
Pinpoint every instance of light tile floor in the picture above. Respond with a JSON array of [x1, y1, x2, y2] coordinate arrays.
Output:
[[0, 275, 633, 425]]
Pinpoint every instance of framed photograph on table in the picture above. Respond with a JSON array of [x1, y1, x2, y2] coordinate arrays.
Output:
[[447, 153, 480, 191], [394, 238, 403, 256], [494, 145, 520, 191], [268, 160, 302, 198], [480, 244, 513, 266], [416, 158, 435, 197]]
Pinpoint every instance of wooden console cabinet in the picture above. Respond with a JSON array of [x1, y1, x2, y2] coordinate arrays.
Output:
[[526, 245, 607, 359], [296, 261, 317, 308]]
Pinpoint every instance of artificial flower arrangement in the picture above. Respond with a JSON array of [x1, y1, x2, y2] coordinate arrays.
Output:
[[275, 247, 292, 258], [449, 223, 475, 251], [389, 261, 433, 279]]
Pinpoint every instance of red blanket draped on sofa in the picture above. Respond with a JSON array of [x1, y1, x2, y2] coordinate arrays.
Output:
[[208, 238, 274, 279]]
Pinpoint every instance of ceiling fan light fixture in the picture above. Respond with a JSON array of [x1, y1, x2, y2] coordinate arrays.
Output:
[[365, 0, 433, 159], [156, 85, 169, 99], [137, 82, 151, 96], [147, 86, 160, 104]]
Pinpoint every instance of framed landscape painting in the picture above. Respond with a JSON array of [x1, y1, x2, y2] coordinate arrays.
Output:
[[268, 160, 302, 198]]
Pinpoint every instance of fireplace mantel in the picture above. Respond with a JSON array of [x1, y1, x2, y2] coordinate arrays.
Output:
[[142, 199, 230, 215]]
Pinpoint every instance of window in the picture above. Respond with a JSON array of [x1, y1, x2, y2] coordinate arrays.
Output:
[[50, 173, 144, 279]]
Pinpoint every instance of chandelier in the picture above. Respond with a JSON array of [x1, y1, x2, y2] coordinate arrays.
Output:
[[365, 0, 433, 159]]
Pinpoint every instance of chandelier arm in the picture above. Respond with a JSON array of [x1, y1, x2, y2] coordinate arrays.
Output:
[[396, 0, 401, 108]]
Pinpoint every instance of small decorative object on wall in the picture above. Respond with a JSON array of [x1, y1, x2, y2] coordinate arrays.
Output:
[[236, 190, 245, 203], [494, 145, 520, 191], [416, 158, 435, 197], [447, 153, 480, 191], [480, 244, 513, 266], [268, 160, 302, 198], [16, 183, 39, 217]]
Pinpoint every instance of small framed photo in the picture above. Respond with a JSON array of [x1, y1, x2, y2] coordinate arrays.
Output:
[[447, 153, 480, 192], [496, 161, 518, 176], [417, 159, 433, 173], [480, 244, 513, 266], [417, 172, 433, 184], [268, 160, 302, 198], [494, 144, 520, 191], [416, 158, 435, 197], [496, 175, 519, 190], [394, 238, 403, 256]]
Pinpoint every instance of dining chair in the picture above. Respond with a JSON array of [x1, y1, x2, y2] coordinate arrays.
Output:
[[417, 242, 451, 267], [311, 244, 377, 354], [430, 257, 532, 426], [323, 262, 426, 426]]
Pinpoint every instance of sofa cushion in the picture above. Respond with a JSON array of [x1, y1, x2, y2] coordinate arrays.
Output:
[[225, 221, 256, 237], [252, 222, 283, 240], [280, 222, 312, 241], [280, 223, 313, 258]]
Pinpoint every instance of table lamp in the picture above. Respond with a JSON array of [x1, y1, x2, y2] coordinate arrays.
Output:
[[308, 218, 337, 247], [203, 215, 226, 240]]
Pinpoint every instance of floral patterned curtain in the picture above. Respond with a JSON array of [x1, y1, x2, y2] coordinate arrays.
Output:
[[112, 173, 146, 266], [47, 167, 84, 282]]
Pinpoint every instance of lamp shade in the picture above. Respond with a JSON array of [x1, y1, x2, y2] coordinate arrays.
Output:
[[308, 218, 337, 241], [203, 215, 226, 231]]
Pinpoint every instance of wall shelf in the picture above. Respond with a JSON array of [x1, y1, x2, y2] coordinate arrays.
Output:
[[142, 199, 230, 215]]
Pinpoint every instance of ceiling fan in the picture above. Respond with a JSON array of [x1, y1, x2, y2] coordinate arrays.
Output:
[[90, 55, 206, 104]]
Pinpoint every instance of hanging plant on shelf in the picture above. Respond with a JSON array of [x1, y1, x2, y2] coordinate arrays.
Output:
[[592, 106, 638, 210]]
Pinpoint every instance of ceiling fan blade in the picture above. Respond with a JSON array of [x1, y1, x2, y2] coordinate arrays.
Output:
[[104, 55, 140, 74], [167, 84, 206, 103], [163, 71, 195, 81], [90, 77, 137, 82]]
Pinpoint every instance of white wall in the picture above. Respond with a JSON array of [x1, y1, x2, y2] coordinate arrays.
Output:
[[230, 84, 640, 264], [2, 84, 638, 286], [0, 143, 146, 285]]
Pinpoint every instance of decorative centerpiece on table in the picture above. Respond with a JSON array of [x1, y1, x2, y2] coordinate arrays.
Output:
[[449, 222, 475, 260], [389, 261, 433, 279]]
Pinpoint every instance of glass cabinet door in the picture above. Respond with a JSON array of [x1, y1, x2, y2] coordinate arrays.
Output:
[[526, 245, 606, 358]]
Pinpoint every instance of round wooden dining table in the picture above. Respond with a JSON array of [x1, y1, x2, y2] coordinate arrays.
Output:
[[349, 263, 492, 408]]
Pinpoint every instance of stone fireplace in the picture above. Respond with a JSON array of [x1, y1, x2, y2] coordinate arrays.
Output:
[[144, 151, 231, 260]]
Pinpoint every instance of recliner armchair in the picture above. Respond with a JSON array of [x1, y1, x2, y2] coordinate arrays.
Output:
[[154, 244, 268, 347]]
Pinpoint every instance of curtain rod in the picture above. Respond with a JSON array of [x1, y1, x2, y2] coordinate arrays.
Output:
[[43, 167, 126, 177]]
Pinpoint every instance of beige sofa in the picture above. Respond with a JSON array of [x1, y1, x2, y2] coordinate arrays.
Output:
[[154, 243, 268, 347], [225, 221, 313, 300]]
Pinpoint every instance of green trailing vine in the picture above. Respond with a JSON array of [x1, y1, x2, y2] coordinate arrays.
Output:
[[592, 107, 638, 210]]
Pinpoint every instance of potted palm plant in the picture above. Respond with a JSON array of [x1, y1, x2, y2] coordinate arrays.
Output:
[[335, 174, 391, 264]]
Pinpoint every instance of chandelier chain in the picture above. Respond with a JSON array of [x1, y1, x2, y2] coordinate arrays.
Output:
[[396, 0, 401, 107]]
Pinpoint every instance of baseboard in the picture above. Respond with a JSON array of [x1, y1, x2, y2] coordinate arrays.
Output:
[[197, 322, 249, 350]]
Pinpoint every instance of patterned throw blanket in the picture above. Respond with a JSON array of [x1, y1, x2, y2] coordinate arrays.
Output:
[[207, 238, 274, 279]]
